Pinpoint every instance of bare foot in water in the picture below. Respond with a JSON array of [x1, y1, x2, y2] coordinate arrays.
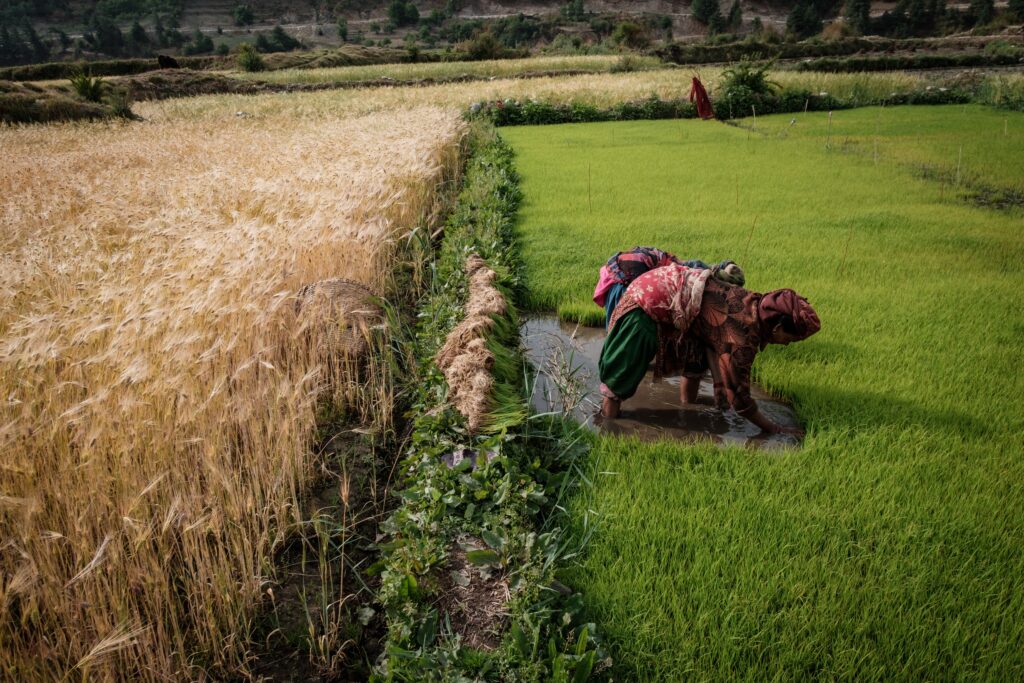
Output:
[[601, 396, 621, 419]]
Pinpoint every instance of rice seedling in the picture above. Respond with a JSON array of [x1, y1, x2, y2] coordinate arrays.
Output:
[[503, 114, 1024, 679], [0, 106, 465, 679]]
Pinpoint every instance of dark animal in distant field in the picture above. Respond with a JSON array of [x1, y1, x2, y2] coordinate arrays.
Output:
[[157, 55, 180, 69]]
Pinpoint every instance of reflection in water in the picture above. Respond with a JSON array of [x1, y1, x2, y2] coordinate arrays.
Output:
[[521, 315, 802, 450]]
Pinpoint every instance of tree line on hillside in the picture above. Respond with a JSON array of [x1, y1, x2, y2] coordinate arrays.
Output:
[[0, 0, 313, 66], [4, 0, 1024, 67], [687, 0, 1023, 40]]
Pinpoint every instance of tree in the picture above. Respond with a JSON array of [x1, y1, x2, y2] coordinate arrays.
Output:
[[53, 28, 72, 51], [388, 0, 419, 27], [233, 4, 254, 26], [786, 0, 822, 38], [727, 0, 742, 30], [91, 18, 125, 56], [1010, 0, 1024, 19], [691, 0, 721, 25], [23, 21, 49, 61], [968, 0, 993, 25], [561, 0, 586, 21], [183, 28, 213, 54], [337, 17, 348, 40], [844, 0, 870, 34], [130, 20, 148, 45]]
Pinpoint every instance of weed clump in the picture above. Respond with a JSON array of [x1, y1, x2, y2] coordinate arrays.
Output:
[[69, 70, 105, 102], [237, 43, 265, 72]]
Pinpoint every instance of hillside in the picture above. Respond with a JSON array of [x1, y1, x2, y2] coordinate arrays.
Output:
[[1, 0, 1019, 73]]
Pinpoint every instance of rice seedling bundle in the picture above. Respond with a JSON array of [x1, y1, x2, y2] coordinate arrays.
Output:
[[0, 106, 464, 679]]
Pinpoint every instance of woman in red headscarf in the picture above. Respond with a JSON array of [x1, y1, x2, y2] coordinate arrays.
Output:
[[599, 265, 820, 435]]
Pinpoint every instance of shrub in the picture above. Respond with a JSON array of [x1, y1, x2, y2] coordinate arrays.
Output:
[[692, 0, 721, 25], [69, 71, 105, 102], [610, 53, 642, 72], [612, 21, 648, 48], [254, 25, 302, 53], [233, 4, 254, 26], [104, 86, 135, 119], [216, 42, 230, 56], [236, 42, 264, 71], [183, 29, 215, 55], [721, 57, 778, 95], [337, 17, 348, 41], [464, 31, 501, 59]]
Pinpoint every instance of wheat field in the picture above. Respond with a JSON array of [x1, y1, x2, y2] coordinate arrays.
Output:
[[0, 107, 464, 679]]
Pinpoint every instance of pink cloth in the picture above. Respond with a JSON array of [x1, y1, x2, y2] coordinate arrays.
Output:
[[610, 264, 711, 333], [592, 265, 617, 307]]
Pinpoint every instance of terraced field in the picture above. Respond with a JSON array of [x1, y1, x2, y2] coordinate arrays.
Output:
[[504, 107, 1024, 680]]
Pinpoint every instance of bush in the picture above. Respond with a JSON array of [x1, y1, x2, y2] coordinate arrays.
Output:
[[234, 4, 254, 26], [69, 71, 105, 102], [464, 31, 501, 60], [612, 21, 648, 49], [387, 0, 419, 27], [236, 42, 264, 71], [104, 86, 135, 118], [337, 17, 348, 41], [183, 29, 214, 55], [216, 42, 230, 56], [610, 54, 642, 72], [255, 26, 302, 53], [721, 57, 778, 95]]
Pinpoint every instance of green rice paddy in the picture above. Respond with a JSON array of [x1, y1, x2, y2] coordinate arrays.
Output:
[[502, 107, 1024, 680]]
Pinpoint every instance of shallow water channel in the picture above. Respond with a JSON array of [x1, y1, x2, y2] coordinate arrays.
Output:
[[521, 315, 802, 449]]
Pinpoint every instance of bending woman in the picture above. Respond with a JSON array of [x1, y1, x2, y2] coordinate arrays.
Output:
[[598, 264, 820, 435], [593, 246, 745, 327]]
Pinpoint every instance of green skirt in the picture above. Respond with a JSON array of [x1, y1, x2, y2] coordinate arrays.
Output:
[[599, 307, 659, 400]]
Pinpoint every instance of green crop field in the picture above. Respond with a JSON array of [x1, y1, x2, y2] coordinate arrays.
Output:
[[746, 104, 1024, 194], [502, 108, 1024, 680]]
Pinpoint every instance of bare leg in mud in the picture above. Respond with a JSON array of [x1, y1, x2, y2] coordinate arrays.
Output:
[[680, 377, 701, 404], [601, 396, 621, 418]]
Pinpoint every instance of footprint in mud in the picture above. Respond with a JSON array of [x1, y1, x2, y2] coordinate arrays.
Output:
[[521, 315, 802, 450]]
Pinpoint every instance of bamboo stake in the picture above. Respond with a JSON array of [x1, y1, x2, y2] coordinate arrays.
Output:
[[839, 222, 855, 276], [743, 215, 760, 263], [588, 163, 592, 213]]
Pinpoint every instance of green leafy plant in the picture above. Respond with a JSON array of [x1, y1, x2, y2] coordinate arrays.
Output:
[[69, 70, 105, 102], [721, 56, 778, 96]]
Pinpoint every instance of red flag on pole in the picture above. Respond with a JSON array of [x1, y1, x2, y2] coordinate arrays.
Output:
[[689, 76, 714, 120]]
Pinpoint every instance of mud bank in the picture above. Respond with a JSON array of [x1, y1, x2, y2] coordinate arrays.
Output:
[[522, 315, 803, 449]]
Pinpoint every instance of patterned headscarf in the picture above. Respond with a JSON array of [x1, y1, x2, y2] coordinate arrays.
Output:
[[710, 260, 745, 287], [758, 289, 821, 341]]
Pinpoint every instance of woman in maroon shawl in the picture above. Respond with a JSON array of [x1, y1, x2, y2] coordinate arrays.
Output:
[[599, 267, 820, 435]]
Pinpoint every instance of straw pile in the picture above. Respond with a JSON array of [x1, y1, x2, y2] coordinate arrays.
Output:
[[435, 255, 507, 433]]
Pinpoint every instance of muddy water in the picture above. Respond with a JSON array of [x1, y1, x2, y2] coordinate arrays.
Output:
[[521, 315, 802, 449]]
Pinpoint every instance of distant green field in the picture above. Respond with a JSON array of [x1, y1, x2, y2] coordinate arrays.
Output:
[[503, 109, 1024, 680], [746, 104, 1024, 194]]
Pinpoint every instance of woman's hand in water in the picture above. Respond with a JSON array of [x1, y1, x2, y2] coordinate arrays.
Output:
[[776, 424, 805, 438]]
